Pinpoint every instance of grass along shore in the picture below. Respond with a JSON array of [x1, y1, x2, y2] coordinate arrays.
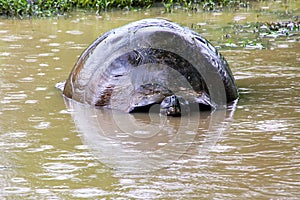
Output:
[[0, 0, 251, 18]]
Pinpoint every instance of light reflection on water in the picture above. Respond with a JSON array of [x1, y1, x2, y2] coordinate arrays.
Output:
[[0, 2, 300, 199], [64, 96, 235, 174]]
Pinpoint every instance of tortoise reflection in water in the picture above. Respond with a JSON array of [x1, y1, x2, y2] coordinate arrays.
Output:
[[62, 19, 239, 116]]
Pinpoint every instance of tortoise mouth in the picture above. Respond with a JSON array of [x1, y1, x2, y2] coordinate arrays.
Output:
[[160, 95, 182, 117], [164, 106, 182, 117]]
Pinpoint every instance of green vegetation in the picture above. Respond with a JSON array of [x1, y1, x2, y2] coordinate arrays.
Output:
[[0, 0, 249, 18], [221, 21, 300, 49], [0, 0, 73, 17]]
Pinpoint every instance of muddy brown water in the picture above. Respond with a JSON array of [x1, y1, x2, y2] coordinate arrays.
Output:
[[0, 1, 299, 199]]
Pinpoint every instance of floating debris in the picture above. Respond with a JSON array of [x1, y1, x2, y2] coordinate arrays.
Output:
[[255, 21, 299, 38], [219, 20, 299, 49]]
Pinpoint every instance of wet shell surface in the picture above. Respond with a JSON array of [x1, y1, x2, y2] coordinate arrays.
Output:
[[63, 18, 238, 112]]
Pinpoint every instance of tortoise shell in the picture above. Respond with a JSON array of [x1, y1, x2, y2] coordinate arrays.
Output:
[[63, 18, 238, 113]]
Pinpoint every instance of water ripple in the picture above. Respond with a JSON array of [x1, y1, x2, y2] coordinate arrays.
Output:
[[2, 187, 31, 195], [66, 30, 84, 35], [33, 121, 51, 129], [19, 77, 34, 82], [71, 188, 109, 198]]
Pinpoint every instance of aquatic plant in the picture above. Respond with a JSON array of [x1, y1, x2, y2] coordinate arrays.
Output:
[[255, 21, 300, 37], [219, 20, 299, 49]]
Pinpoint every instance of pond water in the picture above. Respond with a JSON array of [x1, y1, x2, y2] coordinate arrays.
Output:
[[0, 1, 299, 199]]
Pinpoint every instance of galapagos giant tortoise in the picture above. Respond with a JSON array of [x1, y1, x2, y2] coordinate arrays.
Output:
[[61, 18, 238, 116]]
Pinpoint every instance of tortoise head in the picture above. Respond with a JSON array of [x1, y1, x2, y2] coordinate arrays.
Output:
[[160, 95, 181, 117]]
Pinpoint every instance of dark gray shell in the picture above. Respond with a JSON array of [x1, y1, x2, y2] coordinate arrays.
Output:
[[63, 18, 238, 112]]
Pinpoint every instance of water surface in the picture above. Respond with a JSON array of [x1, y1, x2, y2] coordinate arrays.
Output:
[[0, 1, 299, 199]]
